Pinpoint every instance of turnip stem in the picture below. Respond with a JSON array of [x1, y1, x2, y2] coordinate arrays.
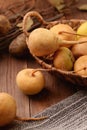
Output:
[[32, 68, 51, 76], [59, 31, 87, 37], [15, 116, 48, 121], [58, 38, 87, 45]]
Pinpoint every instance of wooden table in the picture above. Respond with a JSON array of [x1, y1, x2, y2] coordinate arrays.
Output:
[[0, 0, 87, 129]]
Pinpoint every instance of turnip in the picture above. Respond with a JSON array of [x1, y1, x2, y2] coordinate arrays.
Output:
[[50, 23, 76, 41], [77, 22, 87, 39], [27, 28, 59, 56], [53, 47, 75, 71], [71, 37, 87, 58], [16, 68, 45, 95], [0, 92, 47, 127], [0, 93, 16, 127], [74, 55, 87, 76]]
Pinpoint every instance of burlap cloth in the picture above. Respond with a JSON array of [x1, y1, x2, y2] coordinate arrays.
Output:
[[2, 90, 87, 130]]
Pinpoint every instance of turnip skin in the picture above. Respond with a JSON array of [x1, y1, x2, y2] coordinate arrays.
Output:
[[0, 93, 16, 127], [74, 55, 87, 76], [53, 47, 75, 71], [16, 68, 45, 95], [71, 37, 87, 59], [50, 24, 76, 41], [28, 28, 59, 56], [77, 22, 87, 39]]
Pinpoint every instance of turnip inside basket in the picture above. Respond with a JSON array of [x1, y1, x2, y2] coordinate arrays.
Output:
[[22, 11, 87, 87]]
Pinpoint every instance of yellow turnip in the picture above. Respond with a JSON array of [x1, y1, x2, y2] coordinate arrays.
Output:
[[74, 55, 87, 76], [16, 68, 45, 95], [0, 93, 16, 127], [71, 37, 87, 58], [77, 22, 87, 39], [0, 92, 47, 127], [50, 23, 76, 41], [53, 47, 75, 71]]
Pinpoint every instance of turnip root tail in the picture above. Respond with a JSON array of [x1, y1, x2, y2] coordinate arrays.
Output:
[[22, 11, 49, 36], [58, 38, 87, 45], [59, 31, 87, 37], [15, 116, 48, 121]]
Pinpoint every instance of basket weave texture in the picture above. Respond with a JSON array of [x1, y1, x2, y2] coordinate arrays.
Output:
[[33, 19, 87, 87]]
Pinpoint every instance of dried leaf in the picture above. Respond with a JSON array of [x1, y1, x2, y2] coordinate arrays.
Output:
[[24, 16, 34, 31], [48, 0, 65, 12], [17, 22, 23, 28], [17, 16, 33, 31], [56, 4, 66, 11], [77, 4, 87, 11]]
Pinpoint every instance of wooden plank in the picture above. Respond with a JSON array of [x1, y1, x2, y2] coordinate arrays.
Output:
[[0, 53, 30, 118]]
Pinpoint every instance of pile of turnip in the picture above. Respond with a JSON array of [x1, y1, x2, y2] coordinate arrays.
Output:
[[22, 11, 87, 77]]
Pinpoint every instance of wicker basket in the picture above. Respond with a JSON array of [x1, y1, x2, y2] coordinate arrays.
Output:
[[22, 11, 87, 88], [34, 19, 87, 87], [34, 54, 87, 87]]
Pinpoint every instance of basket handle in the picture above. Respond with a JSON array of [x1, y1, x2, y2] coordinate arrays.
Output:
[[22, 11, 50, 36]]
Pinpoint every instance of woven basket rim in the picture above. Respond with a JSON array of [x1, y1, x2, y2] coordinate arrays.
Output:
[[31, 18, 87, 82], [34, 55, 87, 78]]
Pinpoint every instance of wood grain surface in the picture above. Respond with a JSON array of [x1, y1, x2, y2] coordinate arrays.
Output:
[[0, 0, 87, 128]]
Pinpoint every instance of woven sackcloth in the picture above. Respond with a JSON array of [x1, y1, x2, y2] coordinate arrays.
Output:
[[3, 90, 87, 130]]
